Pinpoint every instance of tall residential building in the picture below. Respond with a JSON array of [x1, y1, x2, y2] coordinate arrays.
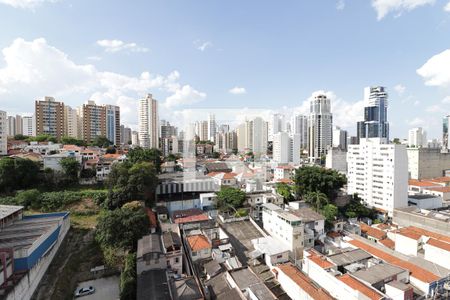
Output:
[[7, 116, 15, 137], [195, 120, 209, 141], [104, 105, 120, 145], [443, 116, 450, 151], [207, 113, 216, 142], [15, 115, 22, 136], [332, 126, 348, 151], [64, 106, 81, 139], [120, 125, 132, 145], [273, 132, 291, 164], [291, 114, 308, 149], [269, 113, 285, 141], [35, 96, 65, 140], [357, 86, 389, 142], [248, 117, 268, 155], [80, 101, 106, 144], [160, 120, 177, 139], [236, 123, 248, 152], [347, 138, 408, 216], [408, 127, 427, 148], [138, 94, 159, 149], [22, 115, 36, 137], [0, 111, 7, 155], [308, 94, 332, 162], [131, 131, 140, 146]]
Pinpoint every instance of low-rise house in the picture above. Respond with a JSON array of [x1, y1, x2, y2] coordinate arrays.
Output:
[[407, 194, 442, 209], [251, 236, 290, 268], [43, 152, 82, 171], [169, 276, 204, 300], [96, 154, 126, 182], [161, 223, 183, 275], [226, 267, 277, 300], [186, 234, 212, 262], [199, 193, 217, 210], [207, 172, 238, 187], [422, 186, 450, 202], [137, 234, 165, 275], [145, 208, 157, 233], [359, 223, 387, 243], [24, 142, 62, 155], [273, 165, 295, 181]]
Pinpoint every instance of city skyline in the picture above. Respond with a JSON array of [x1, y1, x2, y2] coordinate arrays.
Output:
[[0, 1, 450, 138]]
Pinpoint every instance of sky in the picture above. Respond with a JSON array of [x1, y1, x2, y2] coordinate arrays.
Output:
[[0, 0, 450, 139]]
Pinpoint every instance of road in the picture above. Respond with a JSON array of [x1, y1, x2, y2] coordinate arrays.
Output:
[[74, 275, 120, 300]]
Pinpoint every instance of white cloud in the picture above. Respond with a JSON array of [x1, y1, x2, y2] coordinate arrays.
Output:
[[229, 86, 247, 95], [87, 56, 102, 61], [442, 96, 450, 103], [96, 39, 149, 53], [0, 38, 205, 128], [445, 1, 450, 11], [0, 0, 57, 9], [336, 0, 345, 10], [394, 84, 406, 95], [425, 104, 444, 113], [372, 0, 435, 20], [417, 49, 450, 87], [194, 40, 213, 52], [407, 117, 425, 127]]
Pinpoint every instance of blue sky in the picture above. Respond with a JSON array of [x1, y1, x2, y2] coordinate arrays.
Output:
[[0, 0, 450, 139]]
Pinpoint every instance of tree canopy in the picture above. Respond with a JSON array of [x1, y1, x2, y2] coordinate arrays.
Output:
[[304, 191, 329, 212], [276, 182, 294, 203], [127, 147, 162, 173], [59, 157, 81, 185], [61, 136, 86, 146], [92, 135, 112, 148], [0, 158, 40, 193], [293, 166, 346, 200], [216, 187, 246, 212]]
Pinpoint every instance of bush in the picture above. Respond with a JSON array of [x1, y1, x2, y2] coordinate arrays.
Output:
[[234, 208, 248, 217], [120, 253, 137, 300]]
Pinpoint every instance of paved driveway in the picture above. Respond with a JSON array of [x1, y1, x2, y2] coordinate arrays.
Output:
[[74, 275, 119, 300]]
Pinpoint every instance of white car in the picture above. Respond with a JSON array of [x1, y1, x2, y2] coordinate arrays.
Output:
[[75, 286, 95, 297]]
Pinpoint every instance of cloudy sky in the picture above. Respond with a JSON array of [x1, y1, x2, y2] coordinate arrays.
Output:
[[0, 0, 450, 138]]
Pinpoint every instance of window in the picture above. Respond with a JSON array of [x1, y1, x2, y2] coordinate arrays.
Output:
[[175, 257, 179, 263]]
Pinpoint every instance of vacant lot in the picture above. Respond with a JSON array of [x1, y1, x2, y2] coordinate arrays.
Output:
[[75, 275, 120, 300]]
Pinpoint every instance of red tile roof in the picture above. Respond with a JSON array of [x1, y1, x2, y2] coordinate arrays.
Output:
[[327, 231, 341, 238], [187, 234, 211, 251], [429, 177, 450, 183], [338, 274, 384, 300], [397, 229, 422, 241], [426, 238, 450, 252], [407, 226, 450, 244], [359, 223, 387, 240], [408, 179, 439, 187], [379, 238, 395, 249], [276, 178, 294, 184], [425, 186, 450, 193], [278, 263, 334, 300], [307, 250, 335, 269], [348, 239, 439, 283]]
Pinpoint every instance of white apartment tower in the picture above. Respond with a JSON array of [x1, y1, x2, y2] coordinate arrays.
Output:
[[308, 94, 332, 162], [64, 106, 81, 139], [408, 127, 427, 148], [0, 111, 7, 155], [196, 120, 209, 141], [138, 94, 159, 149], [249, 117, 268, 155], [332, 126, 348, 151], [347, 138, 408, 216], [291, 114, 308, 149], [269, 113, 285, 141], [7, 116, 15, 137], [207, 113, 216, 142], [273, 132, 291, 164], [22, 115, 36, 137]]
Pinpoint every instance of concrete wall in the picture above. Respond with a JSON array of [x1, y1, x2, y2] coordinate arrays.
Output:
[[393, 209, 450, 236], [394, 234, 419, 256], [424, 244, 450, 270], [407, 148, 450, 180]]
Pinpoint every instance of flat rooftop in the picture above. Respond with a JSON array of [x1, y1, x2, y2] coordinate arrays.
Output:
[[408, 194, 439, 200], [229, 268, 276, 300], [0, 214, 64, 251], [327, 249, 372, 267], [352, 263, 406, 285], [137, 270, 171, 300]]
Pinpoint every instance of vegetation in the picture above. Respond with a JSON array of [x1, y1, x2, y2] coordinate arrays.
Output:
[[13, 134, 28, 140], [293, 165, 346, 200], [276, 182, 294, 203], [304, 191, 329, 212], [92, 135, 112, 148], [61, 136, 86, 146], [0, 158, 40, 193], [321, 203, 338, 229], [28, 134, 58, 143], [216, 186, 246, 212], [120, 253, 137, 300], [127, 147, 162, 173], [59, 157, 81, 185], [341, 194, 378, 219]]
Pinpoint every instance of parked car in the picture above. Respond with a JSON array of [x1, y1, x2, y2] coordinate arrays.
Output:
[[75, 286, 95, 297]]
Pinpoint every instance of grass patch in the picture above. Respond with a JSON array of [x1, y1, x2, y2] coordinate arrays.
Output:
[[71, 213, 99, 230]]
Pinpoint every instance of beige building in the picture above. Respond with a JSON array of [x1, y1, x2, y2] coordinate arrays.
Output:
[[407, 148, 450, 180], [80, 101, 106, 144], [35, 96, 65, 140], [138, 94, 159, 149], [64, 106, 81, 139], [0, 111, 7, 155]]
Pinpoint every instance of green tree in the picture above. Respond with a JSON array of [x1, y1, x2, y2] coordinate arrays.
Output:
[[216, 187, 246, 212], [321, 204, 338, 229], [211, 152, 220, 159], [165, 153, 177, 162], [105, 146, 117, 154], [13, 134, 28, 140], [304, 191, 329, 212], [92, 135, 112, 148], [95, 206, 149, 250], [59, 157, 80, 185], [128, 147, 162, 173], [342, 194, 377, 220], [120, 253, 137, 300], [276, 182, 294, 203], [61, 136, 86, 146], [293, 166, 346, 200], [15, 158, 40, 189], [80, 168, 96, 179], [128, 162, 158, 207], [232, 148, 238, 155], [0, 158, 17, 193], [30, 134, 57, 143]]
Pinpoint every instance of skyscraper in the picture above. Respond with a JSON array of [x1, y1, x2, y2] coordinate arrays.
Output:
[[7, 116, 15, 137], [120, 125, 132, 145], [332, 126, 348, 151], [308, 94, 332, 162], [273, 132, 291, 164], [207, 113, 216, 142], [357, 86, 389, 143], [104, 104, 120, 145], [291, 114, 308, 149], [138, 94, 159, 149], [35, 96, 65, 140], [64, 106, 81, 139], [22, 115, 36, 137], [15, 115, 22, 136], [160, 120, 177, 138], [248, 117, 268, 155], [269, 113, 285, 141], [81, 100, 106, 144], [408, 127, 427, 148]]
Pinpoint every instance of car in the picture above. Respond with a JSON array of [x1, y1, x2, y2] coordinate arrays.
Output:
[[74, 286, 95, 297]]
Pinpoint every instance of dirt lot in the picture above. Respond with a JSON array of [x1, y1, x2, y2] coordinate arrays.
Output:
[[74, 275, 120, 300]]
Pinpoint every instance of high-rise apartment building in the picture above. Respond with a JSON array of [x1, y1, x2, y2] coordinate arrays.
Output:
[[80, 100, 106, 144], [131, 131, 140, 146], [207, 113, 216, 142], [308, 94, 332, 162], [196, 120, 209, 142], [236, 123, 248, 152], [347, 138, 408, 216], [357, 86, 389, 142], [269, 113, 285, 141], [35, 96, 65, 140], [15, 115, 22, 136], [0, 111, 7, 155], [120, 125, 132, 145], [64, 106, 81, 139], [104, 105, 120, 145], [138, 94, 159, 149], [22, 115, 36, 137], [408, 127, 427, 148], [160, 120, 177, 139], [273, 132, 291, 164], [291, 114, 308, 149], [248, 117, 268, 155], [332, 126, 348, 151], [7, 116, 15, 137]]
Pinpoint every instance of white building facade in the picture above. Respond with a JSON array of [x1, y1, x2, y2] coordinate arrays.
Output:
[[138, 94, 159, 149], [0, 111, 7, 155], [308, 94, 332, 163], [408, 127, 427, 148]]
